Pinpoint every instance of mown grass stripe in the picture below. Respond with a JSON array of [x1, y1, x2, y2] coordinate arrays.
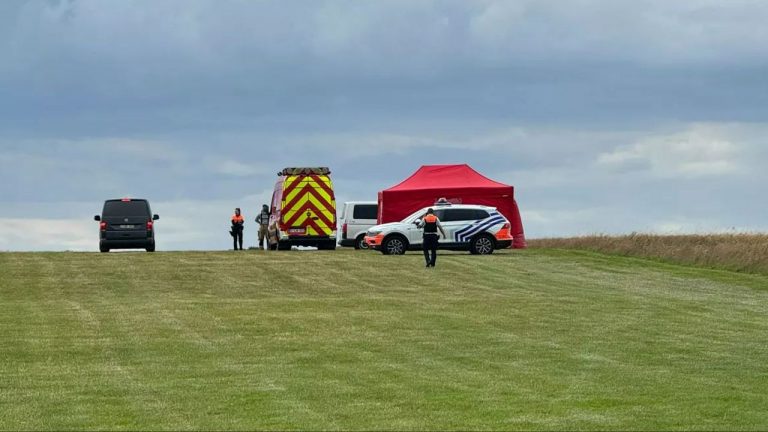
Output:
[[0, 249, 766, 430]]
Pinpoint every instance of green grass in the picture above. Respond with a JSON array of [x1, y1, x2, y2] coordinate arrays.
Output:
[[1, 249, 767, 430]]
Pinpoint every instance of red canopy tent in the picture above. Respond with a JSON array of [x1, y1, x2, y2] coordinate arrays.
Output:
[[378, 164, 526, 248]]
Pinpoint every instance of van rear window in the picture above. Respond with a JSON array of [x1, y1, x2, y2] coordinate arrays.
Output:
[[353, 205, 378, 220], [103, 201, 150, 217]]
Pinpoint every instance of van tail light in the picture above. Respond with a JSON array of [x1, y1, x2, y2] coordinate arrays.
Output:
[[147, 220, 154, 231], [342, 223, 348, 238], [99, 222, 107, 231]]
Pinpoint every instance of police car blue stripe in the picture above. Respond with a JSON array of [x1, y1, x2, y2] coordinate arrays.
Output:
[[454, 216, 495, 240], [452, 211, 504, 241], [453, 212, 501, 237], [459, 216, 505, 242], [454, 221, 482, 241], [455, 216, 506, 242]]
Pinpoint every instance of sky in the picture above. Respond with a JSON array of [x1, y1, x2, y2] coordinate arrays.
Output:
[[1, 0, 766, 251]]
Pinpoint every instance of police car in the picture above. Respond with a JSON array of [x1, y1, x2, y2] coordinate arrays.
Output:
[[364, 203, 514, 255]]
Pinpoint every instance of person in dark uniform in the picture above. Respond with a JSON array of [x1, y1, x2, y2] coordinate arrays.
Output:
[[231, 208, 245, 250], [418, 208, 446, 268]]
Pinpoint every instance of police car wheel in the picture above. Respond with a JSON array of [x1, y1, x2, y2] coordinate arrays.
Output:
[[355, 234, 369, 250], [383, 236, 407, 255], [471, 234, 495, 255]]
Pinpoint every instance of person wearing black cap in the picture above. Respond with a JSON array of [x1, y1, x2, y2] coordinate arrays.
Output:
[[418, 208, 446, 268]]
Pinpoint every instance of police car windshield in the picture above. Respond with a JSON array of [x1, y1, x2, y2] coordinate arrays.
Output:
[[402, 209, 429, 223], [403, 207, 449, 223]]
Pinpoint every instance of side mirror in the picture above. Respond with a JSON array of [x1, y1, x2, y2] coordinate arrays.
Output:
[[94, 215, 101, 221], [413, 219, 422, 225], [153, 214, 160, 221]]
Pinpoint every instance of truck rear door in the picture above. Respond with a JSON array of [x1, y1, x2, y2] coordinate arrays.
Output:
[[281, 175, 337, 237]]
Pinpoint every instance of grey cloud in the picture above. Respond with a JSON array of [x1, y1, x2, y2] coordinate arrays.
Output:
[[1, 1, 768, 250], [3, 1, 768, 129], [7, 0, 768, 73]]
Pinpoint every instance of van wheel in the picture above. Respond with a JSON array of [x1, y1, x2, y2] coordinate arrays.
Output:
[[146, 245, 156, 252], [382, 235, 407, 255], [100, 247, 110, 253], [355, 234, 369, 250], [470, 234, 495, 255], [277, 241, 291, 251]]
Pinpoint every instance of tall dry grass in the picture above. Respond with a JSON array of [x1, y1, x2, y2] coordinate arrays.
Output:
[[529, 233, 768, 275]]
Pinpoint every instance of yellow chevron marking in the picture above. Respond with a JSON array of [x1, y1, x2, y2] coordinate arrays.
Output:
[[280, 175, 336, 237], [283, 184, 335, 215], [283, 175, 300, 191], [288, 211, 332, 236], [283, 194, 335, 226], [284, 176, 333, 207]]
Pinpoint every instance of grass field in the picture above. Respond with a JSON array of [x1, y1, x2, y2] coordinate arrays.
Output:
[[529, 234, 768, 275], [1, 249, 767, 430]]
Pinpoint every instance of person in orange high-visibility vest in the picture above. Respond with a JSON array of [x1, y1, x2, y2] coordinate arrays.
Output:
[[418, 208, 446, 268], [231, 208, 245, 250]]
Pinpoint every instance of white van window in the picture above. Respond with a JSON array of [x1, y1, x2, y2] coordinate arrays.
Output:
[[353, 204, 378, 220]]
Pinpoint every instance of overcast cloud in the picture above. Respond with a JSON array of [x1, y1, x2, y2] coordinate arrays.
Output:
[[1, 0, 766, 251]]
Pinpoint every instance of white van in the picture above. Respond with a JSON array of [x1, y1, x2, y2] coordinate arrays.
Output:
[[339, 201, 378, 249]]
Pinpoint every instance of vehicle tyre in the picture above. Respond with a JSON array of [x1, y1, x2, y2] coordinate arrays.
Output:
[[382, 235, 408, 255], [470, 234, 495, 255], [100, 246, 110, 253], [146, 242, 156, 252], [355, 234, 369, 250], [277, 241, 291, 251]]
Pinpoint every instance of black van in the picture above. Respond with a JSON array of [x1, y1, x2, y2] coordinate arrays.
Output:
[[94, 198, 159, 252]]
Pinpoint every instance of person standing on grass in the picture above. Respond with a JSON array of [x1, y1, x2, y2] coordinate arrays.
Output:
[[418, 208, 446, 268], [255, 204, 270, 250], [231, 208, 245, 251]]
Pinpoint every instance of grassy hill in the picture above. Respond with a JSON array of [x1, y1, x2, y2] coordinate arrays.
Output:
[[1, 249, 767, 430], [530, 234, 768, 275]]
